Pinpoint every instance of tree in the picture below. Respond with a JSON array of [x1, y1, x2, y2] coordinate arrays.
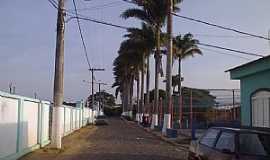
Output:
[[124, 23, 156, 120], [172, 74, 183, 93], [112, 49, 141, 117], [86, 91, 115, 108], [121, 0, 182, 128], [112, 24, 156, 118], [173, 33, 202, 95], [173, 33, 202, 128]]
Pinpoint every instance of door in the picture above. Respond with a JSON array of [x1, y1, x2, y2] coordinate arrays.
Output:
[[252, 91, 270, 128]]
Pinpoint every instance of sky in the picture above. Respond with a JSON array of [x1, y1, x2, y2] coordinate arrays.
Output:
[[0, 0, 270, 102]]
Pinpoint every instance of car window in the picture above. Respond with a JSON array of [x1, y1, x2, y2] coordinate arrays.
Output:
[[239, 133, 270, 156], [215, 131, 235, 153], [200, 129, 220, 147]]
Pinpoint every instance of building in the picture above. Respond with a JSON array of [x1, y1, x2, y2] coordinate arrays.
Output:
[[227, 55, 270, 128]]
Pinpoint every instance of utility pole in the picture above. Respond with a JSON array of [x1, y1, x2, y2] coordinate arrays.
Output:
[[89, 68, 105, 110], [52, 0, 65, 149], [163, 0, 173, 134], [97, 81, 107, 115]]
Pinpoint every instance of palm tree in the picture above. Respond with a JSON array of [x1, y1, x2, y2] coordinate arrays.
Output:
[[113, 24, 155, 119], [121, 0, 182, 129], [124, 23, 156, 120], [173, 33, 202, 127]]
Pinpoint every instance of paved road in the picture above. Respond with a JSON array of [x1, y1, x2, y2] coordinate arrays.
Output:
[[21, 118, 187, 160]]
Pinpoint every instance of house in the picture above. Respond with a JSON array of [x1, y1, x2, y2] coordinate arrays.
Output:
[[227, 55, 270, 128]]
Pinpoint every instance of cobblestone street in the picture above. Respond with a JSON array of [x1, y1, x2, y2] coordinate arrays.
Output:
[[20, 118, 187, 160]]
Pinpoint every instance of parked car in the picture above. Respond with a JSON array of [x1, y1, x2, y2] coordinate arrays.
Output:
[[94, 115, 108, 125], [188, 127, 270, 160]]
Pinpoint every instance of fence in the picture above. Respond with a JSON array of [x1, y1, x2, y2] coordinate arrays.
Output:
[[143, 88, 241, 129], [0, 91, 95, 160]]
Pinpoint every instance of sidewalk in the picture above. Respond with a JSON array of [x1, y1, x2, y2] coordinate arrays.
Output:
[[20, 125, 97, 160]]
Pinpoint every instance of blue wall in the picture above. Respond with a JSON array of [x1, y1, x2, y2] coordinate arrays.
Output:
[[240, 69, 270, 126]]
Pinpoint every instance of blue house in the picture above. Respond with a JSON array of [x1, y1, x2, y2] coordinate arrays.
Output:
[[228, 55, 270, 128]]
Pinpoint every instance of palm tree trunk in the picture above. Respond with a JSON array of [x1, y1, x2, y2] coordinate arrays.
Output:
[[140, 53, 145, 123], [178, 57, 182, 95], [151, 27, 160, 129], [146, 55, 150, 108], [129, 78, 134, 118], [136, 71, 140, 122], [122, 81, 128, 115], [178, 56, 182, 128]]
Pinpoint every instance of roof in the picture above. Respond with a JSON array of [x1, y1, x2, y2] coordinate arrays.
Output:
[[226, 55, 270, 72], [226, 55, 270, 79]]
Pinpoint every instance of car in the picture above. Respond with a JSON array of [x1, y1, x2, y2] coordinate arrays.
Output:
[[188, 127, 270, 160], [94, 115, 108, 125]]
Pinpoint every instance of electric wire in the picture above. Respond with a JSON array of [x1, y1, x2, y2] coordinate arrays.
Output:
[[172, 13, 270, 41], [72, 0, 92, 69]]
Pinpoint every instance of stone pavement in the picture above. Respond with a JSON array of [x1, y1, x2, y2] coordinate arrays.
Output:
[[20, 117, 187, 160]]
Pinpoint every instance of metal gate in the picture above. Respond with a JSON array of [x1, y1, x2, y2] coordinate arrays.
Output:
[[252, 90, 270, 128]]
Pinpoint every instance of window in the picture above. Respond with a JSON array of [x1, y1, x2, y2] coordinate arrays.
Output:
[[200, 129, 219, 147], [215, 132, 235, 153], [239, 133, 270, 156]]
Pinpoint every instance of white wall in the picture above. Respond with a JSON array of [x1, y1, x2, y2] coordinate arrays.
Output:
[[0, 91, 93, 160], [0, 96, 19, 158]]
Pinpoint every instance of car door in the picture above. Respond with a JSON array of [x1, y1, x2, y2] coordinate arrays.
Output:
[[237, 133, 270, 160], [212, 131, 237, 160], [196, 128, 220, 160]]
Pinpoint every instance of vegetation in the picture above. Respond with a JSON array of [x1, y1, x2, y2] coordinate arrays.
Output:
[[173, 33, 202, 94], [86, 91, 115, 107], [121, 0, 182, 116], [112, 1, 204, 121]]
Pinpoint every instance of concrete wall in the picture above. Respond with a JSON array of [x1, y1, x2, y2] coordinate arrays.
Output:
[[240, 69, 270, 126], [0, 91, 95, 160]]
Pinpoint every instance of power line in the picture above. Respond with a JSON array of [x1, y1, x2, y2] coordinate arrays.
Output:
[[191, 34, 253, 39], [122, 0, 270, 41], [49, 0, 128, 29], [70, 15, 266, 58], [172, 13, 270, 41], [73, 16, 128, 29], [199, 47, 252, 60], [47, 0, 266, 59], [198, 42, 265, 57], [72, 0, 92, 69]]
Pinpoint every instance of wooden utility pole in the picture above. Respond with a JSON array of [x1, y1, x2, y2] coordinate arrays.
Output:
[[89, 68, 105, 110], [97, 81, 107, 115], [163, 0, 173, 134], [52, 0, 65, 149]]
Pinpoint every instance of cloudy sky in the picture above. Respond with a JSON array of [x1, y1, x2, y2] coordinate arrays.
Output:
[[0, 0, 269, 102]]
